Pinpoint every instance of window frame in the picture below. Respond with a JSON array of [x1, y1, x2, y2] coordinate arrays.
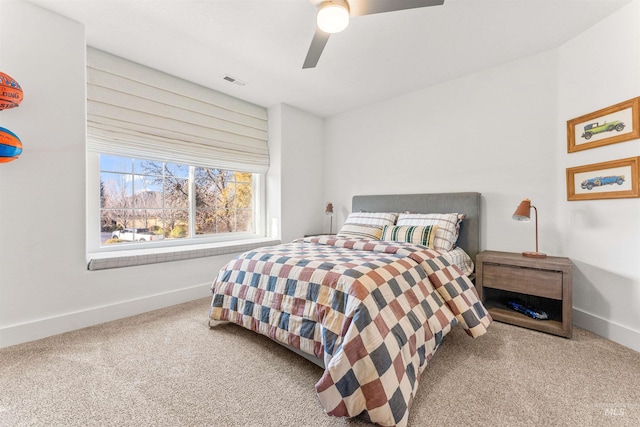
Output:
[[86, 152, 267, 257]]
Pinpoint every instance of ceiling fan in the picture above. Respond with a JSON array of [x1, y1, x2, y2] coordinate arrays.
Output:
[[303, 0, 445, 69]]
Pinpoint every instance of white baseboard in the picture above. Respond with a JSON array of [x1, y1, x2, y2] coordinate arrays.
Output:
[[573, 308, 640, 353], [0, 283, 211, 349]]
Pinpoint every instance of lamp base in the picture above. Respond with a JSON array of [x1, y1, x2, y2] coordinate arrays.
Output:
[[522, 251, 547, 258]]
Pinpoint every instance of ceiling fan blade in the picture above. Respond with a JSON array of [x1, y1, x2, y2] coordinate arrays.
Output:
[[302, 28, 331, 69], [349, 0, 444, 17]]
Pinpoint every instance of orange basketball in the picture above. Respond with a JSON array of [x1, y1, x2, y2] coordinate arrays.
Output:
[[0, 127, 22, 163], [0, 72, 23, 110]]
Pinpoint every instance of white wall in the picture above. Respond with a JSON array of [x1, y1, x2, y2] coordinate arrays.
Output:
[[268, 103, 325, 243], [324, 50, 559, 254], [323, 3, 640, 351], [0, 1, 252, 348], [558, 2, 640, 350]]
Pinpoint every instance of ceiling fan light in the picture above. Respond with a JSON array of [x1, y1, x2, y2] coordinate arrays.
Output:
[[317, 2, 350, 34]]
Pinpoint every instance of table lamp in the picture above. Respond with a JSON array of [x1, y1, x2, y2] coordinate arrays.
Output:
[[325, 202, 334, 234], [512, 198, 546, 258]]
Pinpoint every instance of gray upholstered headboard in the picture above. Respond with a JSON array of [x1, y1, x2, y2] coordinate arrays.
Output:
[[352, 192, 481, 263]]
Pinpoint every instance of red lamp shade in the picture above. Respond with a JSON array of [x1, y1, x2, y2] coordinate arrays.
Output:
[[325, 202, 334, 215], [512, 199, 531, 221]]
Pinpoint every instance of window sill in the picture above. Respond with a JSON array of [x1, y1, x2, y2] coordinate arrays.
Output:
[[87, 237, 281, 271]]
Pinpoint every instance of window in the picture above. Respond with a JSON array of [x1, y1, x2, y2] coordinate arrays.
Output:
[[98, 154, 257, 247], [85, 48, 272, 268]]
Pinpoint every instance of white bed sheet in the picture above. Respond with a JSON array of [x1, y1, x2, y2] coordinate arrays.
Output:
[[441, 246, 474, 276]]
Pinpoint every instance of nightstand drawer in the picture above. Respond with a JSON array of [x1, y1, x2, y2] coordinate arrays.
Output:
[[482, 263, 563, 300]]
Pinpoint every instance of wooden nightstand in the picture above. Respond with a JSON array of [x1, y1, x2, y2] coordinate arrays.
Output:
[[476, 250, 573, 338]]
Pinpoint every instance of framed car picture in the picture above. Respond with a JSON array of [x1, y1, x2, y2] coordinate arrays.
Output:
[[567, 97, 640, 153], [566, 157, 640, 201]]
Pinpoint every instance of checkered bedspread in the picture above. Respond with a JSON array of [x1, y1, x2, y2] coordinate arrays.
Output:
[[209, 236, 491, 426]]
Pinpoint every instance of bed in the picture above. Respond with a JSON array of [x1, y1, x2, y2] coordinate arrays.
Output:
[[208, 192, 491, 427]]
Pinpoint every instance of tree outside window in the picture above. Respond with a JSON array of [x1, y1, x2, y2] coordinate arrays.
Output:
[[99, 155, 254, 245]]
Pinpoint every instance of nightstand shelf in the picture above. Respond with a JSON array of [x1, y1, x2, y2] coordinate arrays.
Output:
[[476, 250, 573, 338]]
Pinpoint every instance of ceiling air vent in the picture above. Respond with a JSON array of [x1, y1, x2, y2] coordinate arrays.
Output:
[[222, 75, 247, 86]]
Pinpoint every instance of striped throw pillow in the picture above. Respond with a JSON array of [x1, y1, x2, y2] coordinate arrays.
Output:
[[396, 213, 461, 251], [337, 212, 398, 240], [381, 225, 438, 248]]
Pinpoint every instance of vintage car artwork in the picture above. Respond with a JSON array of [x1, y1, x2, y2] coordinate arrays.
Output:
[[580, 175, 625, 190], [581, 121, 625, 140]]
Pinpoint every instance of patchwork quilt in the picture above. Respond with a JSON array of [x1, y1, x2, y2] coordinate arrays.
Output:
[[209, 236, 491, 427]]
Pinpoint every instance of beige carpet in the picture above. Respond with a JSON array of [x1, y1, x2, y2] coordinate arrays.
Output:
[[0, 298, 639, 427]]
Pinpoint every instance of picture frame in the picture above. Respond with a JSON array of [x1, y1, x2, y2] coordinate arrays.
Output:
[[567, 97, 640, 153], [566, 157, 640, 201]]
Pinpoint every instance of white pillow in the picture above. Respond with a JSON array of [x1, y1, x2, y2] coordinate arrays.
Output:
[[396, 213, 462, 251], [337, 212, 398, 240], [440, 247, 474, 276]]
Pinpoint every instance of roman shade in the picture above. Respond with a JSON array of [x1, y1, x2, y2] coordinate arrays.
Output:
[[86, 47, 269, 173]]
